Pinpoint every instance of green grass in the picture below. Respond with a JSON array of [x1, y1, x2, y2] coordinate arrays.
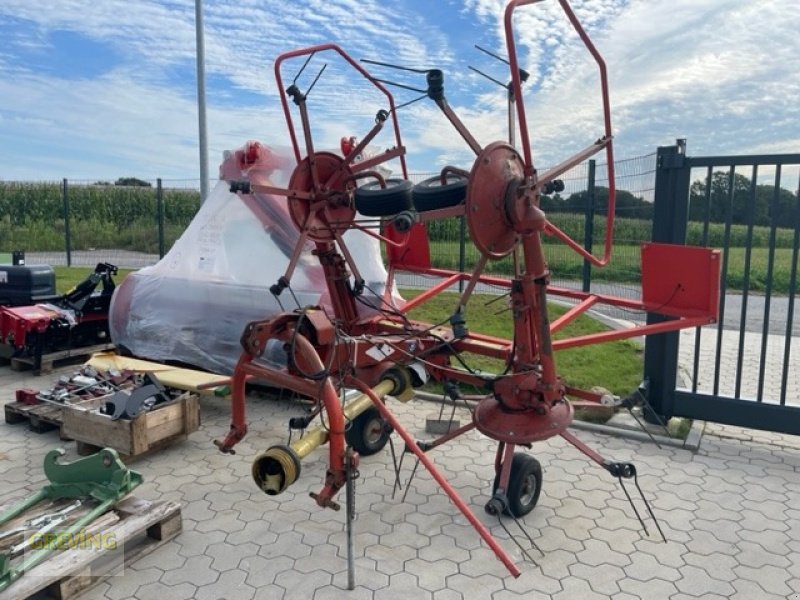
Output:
[[400, 289, 643, 397], [425, 241, 797, 294], [53, 266, 133, 294]]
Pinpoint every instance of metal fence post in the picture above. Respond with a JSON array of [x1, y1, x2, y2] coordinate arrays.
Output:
[[581, 159, 596, 293], [643, 140, 691, 421], [62, 178, 72, 267], [157, 178, 165, 258]]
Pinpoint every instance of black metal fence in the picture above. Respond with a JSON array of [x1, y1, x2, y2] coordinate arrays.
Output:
[[645, 142, 800, 434]]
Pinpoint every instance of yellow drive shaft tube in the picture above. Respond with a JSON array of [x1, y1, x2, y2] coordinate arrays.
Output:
[[252, 373, 411, 495]]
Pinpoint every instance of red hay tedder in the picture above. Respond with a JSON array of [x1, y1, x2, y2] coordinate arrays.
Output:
[[214, 0, 720, 579]]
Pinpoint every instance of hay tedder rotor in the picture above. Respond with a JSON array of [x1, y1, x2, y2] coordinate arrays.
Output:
[[215, 0, 720, 579]]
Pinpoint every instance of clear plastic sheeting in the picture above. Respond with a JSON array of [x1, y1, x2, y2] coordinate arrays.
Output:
[[109, 141, 398, 375]]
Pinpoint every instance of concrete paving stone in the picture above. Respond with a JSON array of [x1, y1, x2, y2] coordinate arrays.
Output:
[[194, 507, 247, 534], [692, 498, 743, 522], [550, 496, 604, 520], [374, 572, 431, 600], [104, 566, 163, 600], [684, 551, 740, 582], [551, 576, 610, 600], [431, 589, 463, 600], [404, 510, 452, 537], [445, 572, 505, 600], [675, 564, 736, 597], [294, 542, 344, 575], [367, 543, 419, 576], [405, 556, 458, 591], [692, 518, 741, 544], [160, 554, 219, 586], [226, 521, 279, 546], [417, 531, 471, 563], [241, 554, 295, 588], [441, 521, 487, 551], [670, 593, 728, 600], [195, 568, 256, 600], [268, 508, 313, 535], [530, 525, 584, 555], [735, 539, 792, 566], [500, 567, 563, 596], [175, 528, 227, 558], [575, 538, 633, 568], [590, 521, 644, 554], [655, 506, 694, 535], [546, 514, 596, 542], [743, 471, 790, 494], [258, 529, 312, 562], [684, 529, 737, 557], [567, 562, 625, 596], [312, 583, 374, 600], [536, 548, 580, 581], [133, 581, 198, 600], [618, 576, 680, 599], [731, 579, 792, 600], [733, 563, 793, 596], [297, 516, 345, 548], [625, 550, 682, 583], [737, 526, 792, 554], [379, 521, 431, 550], [207, 540, 259, 572]]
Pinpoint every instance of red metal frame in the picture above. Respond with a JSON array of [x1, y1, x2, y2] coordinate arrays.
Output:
[[216, 0, 721, 578]]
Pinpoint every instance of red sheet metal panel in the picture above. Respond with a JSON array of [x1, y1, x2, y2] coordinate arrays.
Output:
[[640, 243, 721, 319]]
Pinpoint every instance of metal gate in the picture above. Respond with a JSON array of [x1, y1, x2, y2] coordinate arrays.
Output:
[[644, 141, 800, 435]]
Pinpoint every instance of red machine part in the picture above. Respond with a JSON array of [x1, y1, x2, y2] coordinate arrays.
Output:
[[0, 306, 55, 348], [216, 0, 722, 580]]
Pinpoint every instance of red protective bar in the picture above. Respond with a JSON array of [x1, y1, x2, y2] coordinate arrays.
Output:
[[347, 377, 522, 578], [549, 295, 599, 334], [274, 44, 408, 179], [552, 315, 714, 351], [504, 0, 616, 267]]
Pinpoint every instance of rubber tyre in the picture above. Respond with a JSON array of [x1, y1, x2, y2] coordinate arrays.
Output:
[[354, 178, 413, 217], [345, 407, 389, 456], [493, 453, 543, 518], [412, 174, 468, 211]]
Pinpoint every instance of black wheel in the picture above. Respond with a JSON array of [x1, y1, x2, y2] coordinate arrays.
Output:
[[354, 178, 413, 217], [345, 407, 389, 456], [493, 453, 543, 518], [412, 174, 468, 211]]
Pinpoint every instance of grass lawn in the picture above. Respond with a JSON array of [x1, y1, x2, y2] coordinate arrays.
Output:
[[48, 267, 642, 399], [400, 289, 643, 397], [53, 266, 134, 294]]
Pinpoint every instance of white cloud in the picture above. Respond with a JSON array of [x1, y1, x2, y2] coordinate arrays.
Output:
[[0, 0, 797, 182]]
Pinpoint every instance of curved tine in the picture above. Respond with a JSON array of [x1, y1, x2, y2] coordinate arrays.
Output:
[[494, 513, 537, 565]]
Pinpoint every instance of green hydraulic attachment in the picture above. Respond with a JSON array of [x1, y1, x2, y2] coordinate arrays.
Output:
[[0, 448, 142, 593]]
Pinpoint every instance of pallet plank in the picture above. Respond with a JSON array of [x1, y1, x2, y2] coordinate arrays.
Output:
[[0, 498, 181, 600], [9, 343, 115, 375]]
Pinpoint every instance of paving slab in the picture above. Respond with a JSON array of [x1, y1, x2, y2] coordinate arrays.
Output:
[[1, 364, 800, 599]]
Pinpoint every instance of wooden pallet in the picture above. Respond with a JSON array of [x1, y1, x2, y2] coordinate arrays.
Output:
[[4, 402, 65, 434], [9, 343, 115, 375], [0, 496, 182, 600]]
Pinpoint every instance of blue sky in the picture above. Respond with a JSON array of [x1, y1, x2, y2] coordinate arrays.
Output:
[[0, 0, 798, 183]]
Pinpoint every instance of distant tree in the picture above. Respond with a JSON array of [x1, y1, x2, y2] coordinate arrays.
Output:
[[556, 187, 653, 219], [93, 180, 112, 186], [688, 171, 796, 225], [114, 177, 152, 187]]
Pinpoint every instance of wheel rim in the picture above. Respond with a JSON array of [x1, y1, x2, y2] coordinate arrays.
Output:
[[364, 416, 384, 447], [519, 473, 538, 507]]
